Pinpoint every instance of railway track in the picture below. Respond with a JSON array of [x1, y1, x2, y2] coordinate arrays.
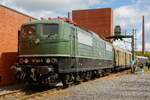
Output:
[[0, 89, 22, 97], [0, 89, 25, 100], [0, 70, 130, 100], [20, 87, 63, 100], [0, 85, 63, 100]]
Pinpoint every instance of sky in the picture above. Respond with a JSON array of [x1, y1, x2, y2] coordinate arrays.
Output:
[[0, 0, 150, 51]]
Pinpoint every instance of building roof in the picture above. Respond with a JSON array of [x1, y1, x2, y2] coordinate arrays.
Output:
[[72, 8, 112, 12], [0, 4, 36, 19]]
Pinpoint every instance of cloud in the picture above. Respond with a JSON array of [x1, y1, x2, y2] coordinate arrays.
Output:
[[1, 0, 150, 51], [0, 0, 116, 18], [12, 0, 85, 11], [114, 0, 150, 51], [114, 5, 141, 29], [0, 0, 109, 18], [146, 43, 150, 51], [13, 0, 109, 11], [0, 0, 82, 18]]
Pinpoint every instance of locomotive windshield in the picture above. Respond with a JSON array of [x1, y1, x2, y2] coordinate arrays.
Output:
[[42, 24, 58, 36], [21, 25, 36, 37]]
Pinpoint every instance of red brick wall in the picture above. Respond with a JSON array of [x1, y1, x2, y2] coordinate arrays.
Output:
[[72, 8, 113, 42], [0, 6, 33, 85]]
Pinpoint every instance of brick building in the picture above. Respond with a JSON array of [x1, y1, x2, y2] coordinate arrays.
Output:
[[0, 5, 35, 85], [72, 8, 113, 42]]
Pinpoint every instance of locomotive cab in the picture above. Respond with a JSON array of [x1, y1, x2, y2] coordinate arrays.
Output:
[[17, 21, 64, 85]]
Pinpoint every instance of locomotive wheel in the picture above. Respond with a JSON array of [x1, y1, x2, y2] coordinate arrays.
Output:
[[62, 74, 70, 88], [91, 71, 96, 80], [89, 71, 92, 80], [74, 73, 80, 84], [95, 70, 101, 78], [84, 71, 92, 81]]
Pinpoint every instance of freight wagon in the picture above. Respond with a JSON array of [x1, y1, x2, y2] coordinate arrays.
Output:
[[114, 47, 132, 70]]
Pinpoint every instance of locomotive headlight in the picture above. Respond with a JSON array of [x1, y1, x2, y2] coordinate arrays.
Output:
[[24, 58, 29, 64], [51, 58, 57, 63], [19, 58, 24, 64], [46, 58, 51, 64]]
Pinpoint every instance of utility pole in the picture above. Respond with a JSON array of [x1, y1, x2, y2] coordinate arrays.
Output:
[[142, 16, 145, 55], [134, 29, 137, 50], [131, 30, 134, 61]]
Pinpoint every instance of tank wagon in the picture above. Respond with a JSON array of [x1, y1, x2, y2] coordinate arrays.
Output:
[[12, 18, 131, 86]]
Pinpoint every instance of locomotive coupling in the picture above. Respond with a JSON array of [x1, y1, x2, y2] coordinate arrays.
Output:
[[10, 63, 22, 75], [10, 63, 25, 81]]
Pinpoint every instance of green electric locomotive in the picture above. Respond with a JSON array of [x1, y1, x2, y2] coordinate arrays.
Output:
[[14, 18, 114, 86]]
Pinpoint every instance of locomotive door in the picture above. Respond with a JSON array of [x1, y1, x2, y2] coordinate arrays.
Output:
[[70, 27, 77, 70], [71, 27, 76, 57]]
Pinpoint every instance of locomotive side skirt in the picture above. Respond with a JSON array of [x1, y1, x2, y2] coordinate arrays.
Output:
[[18, 56, 113, 73], [59, 57, 113, 73]]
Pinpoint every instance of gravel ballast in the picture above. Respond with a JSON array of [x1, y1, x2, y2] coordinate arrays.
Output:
[[40, 72, 150, 100], [2, 71, 150, 100]]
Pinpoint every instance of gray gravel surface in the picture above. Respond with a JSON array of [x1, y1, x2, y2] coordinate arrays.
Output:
[[38, 73, 150, 100]]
